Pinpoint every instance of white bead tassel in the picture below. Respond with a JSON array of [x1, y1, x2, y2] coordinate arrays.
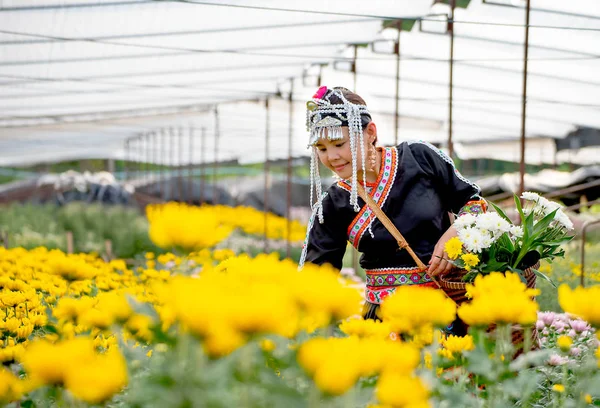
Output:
[[309, 147, 315, 212], [314, 148, 324, 223], [356, 123, 375, 239], [349, 127, 359, 212]]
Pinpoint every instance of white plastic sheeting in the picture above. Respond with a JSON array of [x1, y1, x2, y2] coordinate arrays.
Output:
[[0, 0, 599, 166]]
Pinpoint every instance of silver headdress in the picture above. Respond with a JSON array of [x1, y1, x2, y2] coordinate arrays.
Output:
[[306, 86, 371, 224]]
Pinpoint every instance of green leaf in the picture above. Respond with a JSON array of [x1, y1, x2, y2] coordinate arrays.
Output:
[[533, 268, 556, 288], [532, 209, 558, 235], [490, 202, 512, 223], [514, 194, 525, 224], [42, 324, 59, 334]]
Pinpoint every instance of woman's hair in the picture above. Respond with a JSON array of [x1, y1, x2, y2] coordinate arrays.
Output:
[[327, 87, 375, 143], [327, 87, 367, 106]]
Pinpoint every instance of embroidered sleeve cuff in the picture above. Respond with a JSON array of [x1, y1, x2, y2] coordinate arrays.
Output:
[[457, 198, 488, 217]]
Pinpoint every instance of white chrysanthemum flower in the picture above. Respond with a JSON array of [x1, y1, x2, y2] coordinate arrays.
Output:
[[480, 233, 495, 250], [475, 212, 496, 230], [554, 211, 574, 230], [460, 228, 491, 253], [535, 196, 551, 211], [457, 226, 473, 245], [476, 212, 511, 236], [510, 225, 524, 238], [453, 213, 477, 231], [521, 191, 541, 202], [542, 200, 562, 216]]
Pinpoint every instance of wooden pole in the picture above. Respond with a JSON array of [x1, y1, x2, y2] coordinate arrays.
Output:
[[66, 231, 74, 254]]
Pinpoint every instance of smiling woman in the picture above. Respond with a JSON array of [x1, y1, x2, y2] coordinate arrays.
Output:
[[299, 86, 487, 334]]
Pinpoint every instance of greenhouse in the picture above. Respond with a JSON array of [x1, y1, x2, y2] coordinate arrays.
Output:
[[0, 0, 600, 407]]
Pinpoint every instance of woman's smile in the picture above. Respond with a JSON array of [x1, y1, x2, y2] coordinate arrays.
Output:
[[333, 163, 347, 172]]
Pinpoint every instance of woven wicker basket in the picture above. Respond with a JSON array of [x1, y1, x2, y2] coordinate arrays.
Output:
[[438, 262, 541, 352], [439, 262, 540, 305]]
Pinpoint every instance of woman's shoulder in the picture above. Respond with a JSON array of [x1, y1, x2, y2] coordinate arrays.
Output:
[[397, 140, 452, 164]]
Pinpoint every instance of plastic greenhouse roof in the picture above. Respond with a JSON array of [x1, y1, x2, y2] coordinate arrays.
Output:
[[0, 0, 599, 167]]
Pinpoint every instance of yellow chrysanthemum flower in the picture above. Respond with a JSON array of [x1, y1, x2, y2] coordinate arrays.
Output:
[[552, 384, 565, 393], [339, 318, 393, 340], [19, 337, 97, 386], [558, 284, 600, 327], [376, 371, 430, 408], [438, 334, 475, 360], [458, 272, 539, 326], [380, 286, 456, 334], [64, 350, 128, 404], [556, 335, 573, 352], [461, 253, 480, 268], [0, 368, 22, 403], [444, 237, 463, 260], [147, 203, 234, 251], [298, 337, 420, 396]]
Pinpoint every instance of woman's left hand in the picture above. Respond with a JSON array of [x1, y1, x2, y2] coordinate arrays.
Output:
[[428, 225, 458, 277]]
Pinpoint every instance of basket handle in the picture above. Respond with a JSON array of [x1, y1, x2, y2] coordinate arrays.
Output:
[[356, 183, 427, 271]]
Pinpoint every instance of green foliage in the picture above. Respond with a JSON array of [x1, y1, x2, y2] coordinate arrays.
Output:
[[536, 241, 600, 312], [0, 202, 163, 258]]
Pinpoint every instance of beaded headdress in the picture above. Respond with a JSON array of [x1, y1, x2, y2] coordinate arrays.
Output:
[[306, 86, 372, 223]]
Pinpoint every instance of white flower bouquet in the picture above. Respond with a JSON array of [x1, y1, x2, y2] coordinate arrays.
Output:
[[444, 192, 574, 283]]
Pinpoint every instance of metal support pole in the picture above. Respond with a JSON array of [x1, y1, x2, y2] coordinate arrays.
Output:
[[448, 0, 455, 160], [352, 44, 358, 92], [152, 131, 157, 187], [580, 219, 600, 288], [178, 127, 184, 202], [213, 107, 220, 205], [394, 22, 402, 146], [286, 79, 294, 259], [124, 138, 130, 182], [264, 98, 270, 252], [519, 0, 531, 197], [188, 125, 194, 204], [145, 132, 150, 185], [159, 128, 165, 200], [140, 134, 145, 184], [317, 64, 323, 87], [169, 127, 175, 201], [200, 127, 206, 204]]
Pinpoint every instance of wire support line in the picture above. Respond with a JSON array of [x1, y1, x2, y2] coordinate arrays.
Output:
[[0, 1, 153, 12], [0, 30, 355, 62], [0, 90, 277, 112], [5, 94, 600, 118], [0, 61, 303, 88], [359, 71, 600, 109], [0, 73, 292, 100], [443, 32, 600, 59], [1, 0, 598, 32], [0, 18, 374, 46], [0, 100, 244, 128], [168, 1, 600, 32], [1, 29, 599, 66], [478, 2, 600, 22]]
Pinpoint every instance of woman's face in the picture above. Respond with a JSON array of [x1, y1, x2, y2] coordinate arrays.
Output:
[[314, 123, 376, 180]]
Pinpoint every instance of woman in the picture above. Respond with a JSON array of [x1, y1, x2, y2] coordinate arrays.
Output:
[[299, 86, 486, 327]]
